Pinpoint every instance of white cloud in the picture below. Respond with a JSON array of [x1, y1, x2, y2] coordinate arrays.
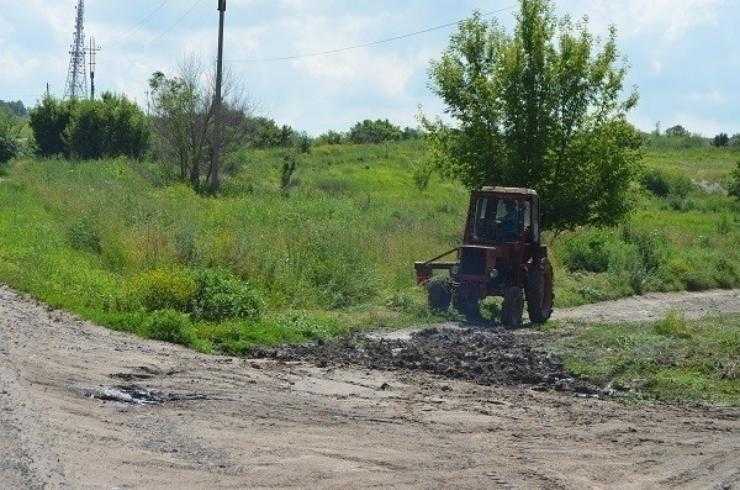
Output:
[[276, 13, 426, 98], [687, 89, 726, 105], [567, 0, 722, 43]]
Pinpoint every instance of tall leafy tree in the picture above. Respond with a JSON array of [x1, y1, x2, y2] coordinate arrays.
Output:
[[425, 0, 642, 230]]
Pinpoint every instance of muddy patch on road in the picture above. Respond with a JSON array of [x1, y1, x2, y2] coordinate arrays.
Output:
[[253, 327, 597, 394], [75, 385, 208, 405]]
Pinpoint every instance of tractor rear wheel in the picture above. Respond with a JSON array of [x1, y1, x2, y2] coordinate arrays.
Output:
[[526, 258, 554, 324], [426, 277, 452, 312], [501, 286, 524, 327]]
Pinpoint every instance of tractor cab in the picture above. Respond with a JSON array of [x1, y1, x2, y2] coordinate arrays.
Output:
[[414, 187, 553, 327], [465, 187, 541, 246]]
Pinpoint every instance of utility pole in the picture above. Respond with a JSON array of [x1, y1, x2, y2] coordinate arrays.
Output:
[[209, 0, 226, 194], [88, 36, 101, 100], [46, 83, 50, 99]]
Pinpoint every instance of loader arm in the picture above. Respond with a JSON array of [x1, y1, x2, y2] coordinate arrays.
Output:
[[414, 247, 459, 285]]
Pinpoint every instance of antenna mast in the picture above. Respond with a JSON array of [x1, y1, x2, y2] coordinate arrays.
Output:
[[64, 0, 88, 99], [88, 36, 101, 100]]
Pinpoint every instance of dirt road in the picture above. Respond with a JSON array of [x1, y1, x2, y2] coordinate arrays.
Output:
[[1, 286, 738, 488]]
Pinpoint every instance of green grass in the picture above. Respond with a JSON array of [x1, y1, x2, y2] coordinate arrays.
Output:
[[0, 141, 737, 354], [552, 313, 739, 405]]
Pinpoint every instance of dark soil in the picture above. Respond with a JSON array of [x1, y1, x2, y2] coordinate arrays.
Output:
[[253, 326, 597, 394]]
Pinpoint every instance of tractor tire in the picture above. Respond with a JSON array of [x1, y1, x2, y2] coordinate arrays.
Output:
[[501, 286, 524, 328], [526, 258, 554, 324], [453, 291, 480, 322], [426, 277, 452, 312]]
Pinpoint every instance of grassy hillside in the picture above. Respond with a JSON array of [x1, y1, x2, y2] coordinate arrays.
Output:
[[0, 140, 737, 352]]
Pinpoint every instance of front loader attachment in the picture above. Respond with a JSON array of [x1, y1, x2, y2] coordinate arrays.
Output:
[[414, 248, 459, 285]]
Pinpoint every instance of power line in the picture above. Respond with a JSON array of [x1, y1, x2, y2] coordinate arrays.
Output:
[[148, 0, 205, 47], [110, 0, 170, 46], [98, 0, 203, 71], [227, 5, 516, 63]]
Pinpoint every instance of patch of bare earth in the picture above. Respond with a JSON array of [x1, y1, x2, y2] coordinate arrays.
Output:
[[1, 285, 738, 488]]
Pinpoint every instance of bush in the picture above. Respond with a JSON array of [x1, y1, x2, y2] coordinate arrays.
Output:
[[191, 268, 264, 321], [127, 268, 197, 312], [712, 133, 729, 147], [66, 93, 149, 159], [29, 97, 71, 157], [280, 152, 298, 192], [641, 168, 693, 202], [0, 108, 20, 165], [729, 162, 740, 200], [29, 94, 149, 159], [348, 119, 403, 144], [559, 229, 613, 273], [67, 217, 102, 254], [294, 132, 312, 154], [665, 125, 688, 137], [138, 309, 195, 346], [654, 311, 693, 339], [410, 156, 434, 190], [316, 130, 344, 145]]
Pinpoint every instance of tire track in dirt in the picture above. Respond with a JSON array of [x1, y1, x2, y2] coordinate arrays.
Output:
[[0, 285, 738, 488]]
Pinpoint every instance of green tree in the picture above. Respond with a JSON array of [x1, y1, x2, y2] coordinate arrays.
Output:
[[425, 1, 642, 230], [29, 96, 71, 157], [348, 119, 403, 144], [665, 125, 688, 137], [712, 132, 729, 147], [0, 100, 27, 118], [0, 107, 21, 166], [64, 93, 149, 159], [149, 61, 250, 193], [29, 94, 148, 160]]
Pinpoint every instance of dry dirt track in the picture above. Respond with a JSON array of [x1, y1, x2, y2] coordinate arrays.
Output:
[[1, 285, 738, 489]]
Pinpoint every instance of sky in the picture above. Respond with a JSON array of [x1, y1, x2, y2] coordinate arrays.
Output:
[[0, 0, 738, 136]]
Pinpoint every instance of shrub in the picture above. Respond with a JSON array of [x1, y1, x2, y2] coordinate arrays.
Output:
[[191, 268, 264, 321], [641, 168, 693, 202], [66, 93, 149, 159], [348, 119, 403, 144], [127, 268, 197, 312], [0, 108, 20, 165], [294, 132, 312, 154], [729, 162, 740, 200], [280, 152, 298, 192], [654, 311, 693, 339], [712, 133, 729, 147], [138, 309, 195, 346], [410, 156, 434, 190], [67, 217, 102, 254], [665, 125, 688, 137], [29, 96, 71, 157], [316, 130, 344, 145], [621, 226, 669, 274], [29, 94, 149, 159], [559, 229, 613, 273], [641, 168, 670, 197]]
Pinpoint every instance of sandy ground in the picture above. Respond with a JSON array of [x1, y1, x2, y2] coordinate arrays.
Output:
[[1, 285, 738, 489]]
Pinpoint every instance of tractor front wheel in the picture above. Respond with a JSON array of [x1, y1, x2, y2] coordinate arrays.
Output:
[[426, 277, 452, 312], [526, 258, 554, 324], [453, 291, 480, 322], [501, 286, 524, 327]]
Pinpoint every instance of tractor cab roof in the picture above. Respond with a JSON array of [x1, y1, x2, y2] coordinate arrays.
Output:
[[477, 186, 538, 197]]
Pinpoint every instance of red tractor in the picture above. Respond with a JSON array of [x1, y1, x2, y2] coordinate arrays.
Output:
[[415, 186, 553, 327]]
